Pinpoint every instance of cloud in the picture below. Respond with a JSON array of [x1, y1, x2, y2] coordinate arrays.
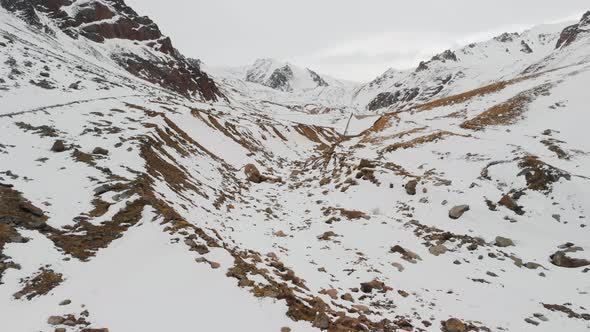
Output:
[[292, 18, 573, 82]]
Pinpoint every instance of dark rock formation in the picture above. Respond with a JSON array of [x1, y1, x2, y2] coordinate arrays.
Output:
[[556, 11, 590, 48], [1, 0, 221, 101], [267, 65, 294, 91], [520, 40, 533, 54], [308, 69, 329, 87]]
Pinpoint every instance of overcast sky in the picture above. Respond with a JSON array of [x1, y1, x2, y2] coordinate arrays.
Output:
[[126, 0, 588, 82]]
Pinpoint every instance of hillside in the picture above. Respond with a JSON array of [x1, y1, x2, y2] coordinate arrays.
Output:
[[1, 2, 589, 332]]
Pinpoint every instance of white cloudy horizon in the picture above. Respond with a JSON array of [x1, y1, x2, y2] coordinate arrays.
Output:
[[125, 0, 588, 82]]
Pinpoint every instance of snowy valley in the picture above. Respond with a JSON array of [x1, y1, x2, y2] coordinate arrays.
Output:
[[0, 1, 589, 332]]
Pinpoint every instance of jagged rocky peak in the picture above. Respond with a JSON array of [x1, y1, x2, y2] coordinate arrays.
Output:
[[494, 32, 520, 43], [0, 0, 222, 101], [266, 64, 294, 91], [415, 49, 458, 72], [556, 10, 590, 48], [245, 58, 331, 92]]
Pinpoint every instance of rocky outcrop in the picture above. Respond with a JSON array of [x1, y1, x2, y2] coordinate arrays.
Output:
[[556, 11, 590, 48], [520, 40, 533, 53], [308, 69, 329, 87], [367, 88, 420, 111], [267, 65, 294, 92], [1, 0, 221, 100], [0, 0, 44, 28], [415, 50, 457, 73]]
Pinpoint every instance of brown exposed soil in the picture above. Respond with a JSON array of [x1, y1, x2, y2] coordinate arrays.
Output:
[[460, 84, 552, 130], [13, 267, 63, 300], [14, 122, 59, 137], [518, 156, 571, 191], [382, 131, 469, 153], [543, 304, 590, 320], [52, 198, 146, 261], [417, 81, 511, 112], [541, 139, 569, 159]]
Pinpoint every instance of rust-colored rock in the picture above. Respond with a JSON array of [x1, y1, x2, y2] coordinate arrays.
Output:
[[444, 318, 466, 332]]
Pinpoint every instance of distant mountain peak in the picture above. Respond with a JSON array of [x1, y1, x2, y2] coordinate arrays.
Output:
[[244, 58, 331, 92]]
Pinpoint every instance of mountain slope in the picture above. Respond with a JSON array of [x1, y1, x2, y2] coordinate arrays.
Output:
[[352, 21, 572, 112], [1, 3, 590, 332]]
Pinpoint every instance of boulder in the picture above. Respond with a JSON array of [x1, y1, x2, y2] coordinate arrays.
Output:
[[429, 244, 448, 256], [405, 179, 418, 195], [360, 279, 386, 293], [47, 316, 65, 325], [92, 147, 109, 155], [50, 140, 66, 152], [444, 318, 466, 332], [550, 251, 590, 268], [498, 195, 524, 215], [358, 159, 375, 169], [59, 299, 71, 306], [495, 236, 515, 247], [449, 205, 470, 219], [244, 164, 265, 183]]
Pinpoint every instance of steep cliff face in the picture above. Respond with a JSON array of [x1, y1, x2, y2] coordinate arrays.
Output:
[[556, 11, 590, 48], [0, 0, 221, 101]]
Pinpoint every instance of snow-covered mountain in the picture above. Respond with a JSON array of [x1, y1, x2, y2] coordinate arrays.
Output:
[[243, 58, 332, 92], [1, 2, 590, 332], [205, 59, 361, 131], [351, 21, 574, 111]]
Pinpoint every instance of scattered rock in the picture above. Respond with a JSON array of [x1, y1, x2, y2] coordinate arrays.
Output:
[[444, 318, 466, 332], [495, 236, 515, 247], [274, 230, 288, 237], [360, 279, 387, 293], [340, 293, 353, 302], [405, 179, 418, 195], [312, 312, 331, 330], [533, 313, 549, 322], [244, 164, 272, 183], [524, 262, 544, 270], [47, 316, 65, 325], [498, 195, 524, 215], [550, 251, 590, 268], [51, 140, 66, 153], [449, 205, 470, 219], [429, 244, 448, 256], [391, 245, 421, 263], [352, 304, 370, 313], [281, 328, 291, 332], [92, 147, 109, 155], [317, 231, 337, 241], [358, 159, 375, 169], [319, 288, 338, 299]]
